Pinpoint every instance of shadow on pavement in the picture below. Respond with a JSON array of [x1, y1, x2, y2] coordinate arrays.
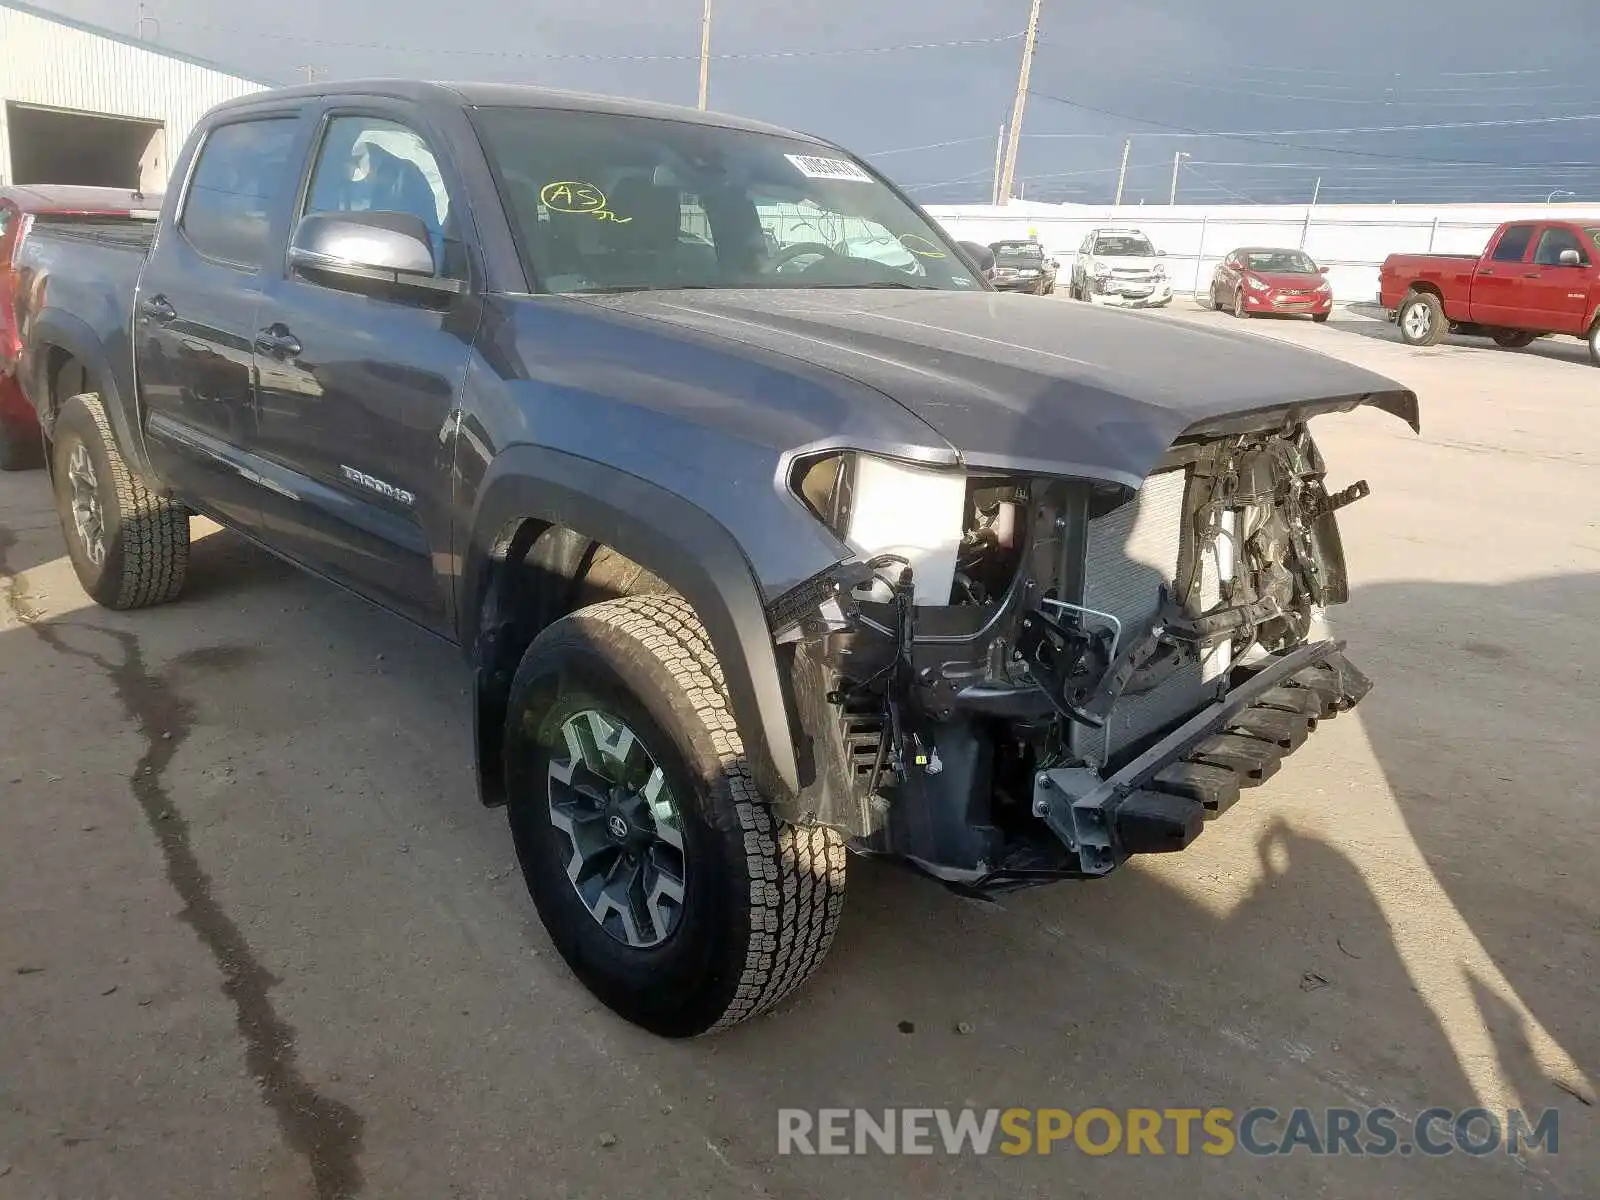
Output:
[[1, 492, 1594, 1199]]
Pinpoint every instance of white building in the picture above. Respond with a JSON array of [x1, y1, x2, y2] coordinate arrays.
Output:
[[0, 0, 267, 192]]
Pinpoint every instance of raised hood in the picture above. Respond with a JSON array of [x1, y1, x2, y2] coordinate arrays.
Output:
[[576, 289, 1419, 488]]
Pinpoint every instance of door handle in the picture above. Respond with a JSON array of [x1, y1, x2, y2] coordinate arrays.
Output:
[[254, 326, 302, 359], [1525, 273, 1542, 280], [141, 294, 177, 323], [1478, 269, 1495, 276]]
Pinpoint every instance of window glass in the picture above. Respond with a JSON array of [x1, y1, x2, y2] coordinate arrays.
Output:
[[181, 118, 298, 267], [1243, 250, 1318, 273], [471, 106, 978, 293], [1491, 225, 1536, 263], [1533, 227, 1587, 266], [1093, 233, 1155, 257], [304, 116, 459, 276]]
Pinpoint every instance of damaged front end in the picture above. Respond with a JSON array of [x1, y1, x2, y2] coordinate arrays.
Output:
[[770, 422, 1381, 895]]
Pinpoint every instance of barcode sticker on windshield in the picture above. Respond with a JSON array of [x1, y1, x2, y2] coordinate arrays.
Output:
[[785, 153, 873, 183]]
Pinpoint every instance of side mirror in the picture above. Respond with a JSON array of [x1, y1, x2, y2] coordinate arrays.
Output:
[[1156, 249, 1167, 257], [956, 240, 996, 275], [287, 211, 462, 297], [1560, 248, 1583, 267]]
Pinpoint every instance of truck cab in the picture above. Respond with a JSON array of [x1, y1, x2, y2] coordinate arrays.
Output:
[[1379, 219, 1600, 360]]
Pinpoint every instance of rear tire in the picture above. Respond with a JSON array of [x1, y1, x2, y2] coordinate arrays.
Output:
[[1492, 329, 1535, 349], [0, 415, 45, 471], [1397, 291, 1447, 346], [50, 393, 189, 610], [504, 593, 846, 1037]]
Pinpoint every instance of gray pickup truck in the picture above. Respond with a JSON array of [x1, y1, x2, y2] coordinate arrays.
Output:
[[14, 80, 1419, 1037]]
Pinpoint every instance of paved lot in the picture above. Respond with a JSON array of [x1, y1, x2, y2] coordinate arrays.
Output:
[[2, 302, 1596, 1199]]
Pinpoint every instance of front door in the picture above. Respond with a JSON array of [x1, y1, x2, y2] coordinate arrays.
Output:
[[1523, 225, 1593, 335], [135, 113, 304, 530], [249, 107, 478, 635], [1472, 222, 1537, 328]]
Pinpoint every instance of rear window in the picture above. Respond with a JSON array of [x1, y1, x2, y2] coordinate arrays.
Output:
[[180, 118, 298, 268]]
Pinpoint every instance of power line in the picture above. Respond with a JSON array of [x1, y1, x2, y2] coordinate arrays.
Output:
[[1023, 87, 1600, 164], [156, 19, 1023, 62]]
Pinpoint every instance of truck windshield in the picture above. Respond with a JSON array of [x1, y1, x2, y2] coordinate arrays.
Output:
[[470, 106, 978, 293]]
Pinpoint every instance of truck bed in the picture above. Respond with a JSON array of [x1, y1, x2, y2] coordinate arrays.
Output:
[[12, 217, 152, 429]]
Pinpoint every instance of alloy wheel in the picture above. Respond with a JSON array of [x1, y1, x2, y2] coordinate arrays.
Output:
[[1402, 302, 1433, 343], [547, 709, 688, 949], [66, 442, 107, 567]]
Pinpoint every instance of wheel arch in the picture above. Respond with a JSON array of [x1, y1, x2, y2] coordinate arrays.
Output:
[[462, 445, 800, 811], [23, 311, 150, 476]]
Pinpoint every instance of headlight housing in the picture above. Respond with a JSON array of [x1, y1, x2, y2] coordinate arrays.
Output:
[[1093, 262, 1111, 279], [1247, 276, 1270, 293], [1152, 263, 1166, 279], [1316, 280, 1332, 293]]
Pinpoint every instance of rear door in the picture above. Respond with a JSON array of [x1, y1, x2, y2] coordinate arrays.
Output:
[[1523, 225, 1593, 334], [135, 110, 308, 529], [1471, 223, 1537, 327], [247, 101, 479, 635]]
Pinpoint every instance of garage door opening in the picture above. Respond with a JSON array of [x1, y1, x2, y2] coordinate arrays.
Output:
[[5, 103, 166, 191]]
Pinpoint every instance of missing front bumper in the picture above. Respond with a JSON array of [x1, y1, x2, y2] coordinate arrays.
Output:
[[1032, 642, 1371, 876]]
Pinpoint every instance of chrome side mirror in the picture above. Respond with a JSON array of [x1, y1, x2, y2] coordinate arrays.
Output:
[[288, 211, 462, 296]]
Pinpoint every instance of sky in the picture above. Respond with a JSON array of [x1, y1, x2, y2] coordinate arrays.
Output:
[[28, 0, 1600, 205]]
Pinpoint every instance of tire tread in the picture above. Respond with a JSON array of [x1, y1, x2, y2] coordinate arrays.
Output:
[[64, 394, 189, 609], [561, 594, 844, 1032]]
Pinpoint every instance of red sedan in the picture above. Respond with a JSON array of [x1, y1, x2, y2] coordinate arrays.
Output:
[[1, 185, 160, 470], [1208, 246, 1333, 323]]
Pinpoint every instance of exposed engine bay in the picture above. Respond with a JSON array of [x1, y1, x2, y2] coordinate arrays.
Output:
[[780, 424, 1375, 894]]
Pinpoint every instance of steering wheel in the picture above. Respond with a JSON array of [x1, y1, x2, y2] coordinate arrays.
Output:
[[765, 241, 844, 275]]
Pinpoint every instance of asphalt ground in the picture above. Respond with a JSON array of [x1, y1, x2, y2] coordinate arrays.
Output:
[[1, 298, 1595, 1198]]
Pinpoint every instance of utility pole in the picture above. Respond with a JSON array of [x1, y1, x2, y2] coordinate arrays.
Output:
[[990, 121, 1007, 206], [296, 65, 323, 84], [134, 2, 159, 41], [1310, 176, 1321, 206], [997, 0, 1044, 205], [1169, 150, 1189, 205], [1113, 139, 1131, 207], [697, 0, 713, 110]]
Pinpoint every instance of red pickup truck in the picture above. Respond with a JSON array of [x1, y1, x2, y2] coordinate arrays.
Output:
[[1, 185, 160, 469], [1379, 219, 1600, 363]]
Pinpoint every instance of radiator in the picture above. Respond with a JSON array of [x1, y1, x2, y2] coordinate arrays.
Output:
[[1071, 469, 1232, 765]]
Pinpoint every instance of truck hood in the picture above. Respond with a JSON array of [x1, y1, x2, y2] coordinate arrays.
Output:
[[577, 289, 1419, 487]]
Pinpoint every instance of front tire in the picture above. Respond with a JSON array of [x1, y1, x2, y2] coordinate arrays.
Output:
[[1397, 291, 1447, 346], [1232, 288, 1247, 318], [504, 594, 846, 1037], [50, 394, 189, 610], [1312, 312, 1331, 324], [1589, 322, 1600, 367]]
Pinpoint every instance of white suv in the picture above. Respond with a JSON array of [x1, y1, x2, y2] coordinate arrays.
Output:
[[1069, 227, 1173, 308]]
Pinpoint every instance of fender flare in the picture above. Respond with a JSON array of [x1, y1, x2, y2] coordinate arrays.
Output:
[[23, 309, 152, 476], [462, 444, 801, 800]]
